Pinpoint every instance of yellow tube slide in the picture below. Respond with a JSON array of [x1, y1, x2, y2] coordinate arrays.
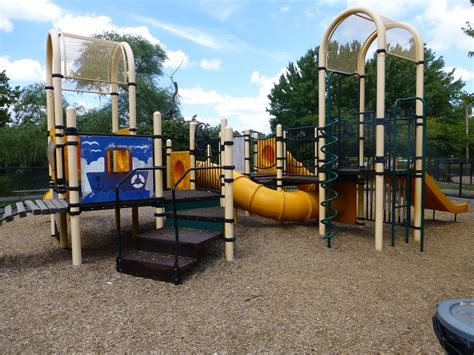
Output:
[[234, 171, 356, 223], [196, 161, 356, 223], [233, 171, 318, 221]]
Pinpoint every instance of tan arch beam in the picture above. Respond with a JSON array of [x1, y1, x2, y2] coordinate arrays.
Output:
[[357, 22, 424, 244], [110, 44, 126, 132], [318, 7, 386, 251], [46, 30, 68, 250]]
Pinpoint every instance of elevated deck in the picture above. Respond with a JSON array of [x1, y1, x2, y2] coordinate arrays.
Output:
[[0, 189, 221, 225]]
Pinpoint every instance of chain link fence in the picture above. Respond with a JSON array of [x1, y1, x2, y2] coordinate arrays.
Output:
[[426, 159, 474, 199]]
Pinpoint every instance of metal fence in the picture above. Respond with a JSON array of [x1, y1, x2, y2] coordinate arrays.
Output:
[[0, 167, 49, 202], [426, 158, 474, 199]]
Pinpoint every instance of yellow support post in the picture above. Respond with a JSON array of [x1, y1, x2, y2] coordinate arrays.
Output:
[[189, 121, 196, 190], [153, 112, 164, 229], [66, 107, 82, 265], [223, 126, 234, 261]]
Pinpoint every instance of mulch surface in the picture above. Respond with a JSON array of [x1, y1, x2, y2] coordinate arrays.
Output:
[[1, 201, 473, 352]]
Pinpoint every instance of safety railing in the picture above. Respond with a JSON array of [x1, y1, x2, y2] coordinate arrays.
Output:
[[283, 125, 317, 175]]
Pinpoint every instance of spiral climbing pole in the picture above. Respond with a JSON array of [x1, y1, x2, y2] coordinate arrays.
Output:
[[319, 71, 343, 247]]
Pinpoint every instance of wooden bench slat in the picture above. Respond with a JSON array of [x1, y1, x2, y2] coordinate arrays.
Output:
[[16, 202, 27, 218], [34, 199, 50, 215], [24, 200, 41, 215], [42, 199, 58, 213], [51, 199, 67, 214], [4, 205, 14, 222], [57, 199, 69, 209]]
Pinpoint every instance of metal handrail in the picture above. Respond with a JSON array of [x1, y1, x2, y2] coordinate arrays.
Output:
[[170, 165, 223, 284], [114, 166, 165, 272]]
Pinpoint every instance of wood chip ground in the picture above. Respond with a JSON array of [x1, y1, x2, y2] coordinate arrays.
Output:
[[1, 201, 473, 352]]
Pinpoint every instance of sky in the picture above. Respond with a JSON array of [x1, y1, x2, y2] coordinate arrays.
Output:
[[0, 0, 473, 133]]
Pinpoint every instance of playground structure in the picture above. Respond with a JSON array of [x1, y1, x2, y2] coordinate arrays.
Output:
[[0, 7, 471, 283], [165, 6, 469, 253], [0, 30, 238, 283]]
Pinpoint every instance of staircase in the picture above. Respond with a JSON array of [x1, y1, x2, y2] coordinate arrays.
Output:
[[118, 189, 224, 283]]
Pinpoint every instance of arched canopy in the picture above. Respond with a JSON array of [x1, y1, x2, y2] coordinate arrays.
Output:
[[319, 7, 423, 75], [46, 31, 136, 94]]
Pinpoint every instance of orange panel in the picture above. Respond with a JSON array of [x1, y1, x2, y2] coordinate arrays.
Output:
[[114, 128, 131, 135], [170, 151, 191, 190], [257, 137, 277, 174]]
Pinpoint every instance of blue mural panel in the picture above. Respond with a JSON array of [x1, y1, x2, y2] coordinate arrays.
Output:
[[80, 135, 154, 204]]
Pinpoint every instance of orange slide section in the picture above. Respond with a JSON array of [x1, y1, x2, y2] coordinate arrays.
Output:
[[423, 173, 470, 214]]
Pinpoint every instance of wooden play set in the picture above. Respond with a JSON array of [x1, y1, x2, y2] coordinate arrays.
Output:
[[0, 7, 469, 283]]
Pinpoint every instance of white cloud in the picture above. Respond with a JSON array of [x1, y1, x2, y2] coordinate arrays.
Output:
[[0, 56, 44, 81], [53, 14, 162, 45], [344, 0, 473, 53], [0, 0, 61, 32], [180, 68, 287, 132], [180, 87, 227, 105], [200, 58, 222, 71], [280, 6, 291, 13], [416, 1, 474, 53], [304, 10, 316, 19], [54, 14, 195, 72], [137, 16, 243, 50], [345, 0, 419, 18], [445, 66, 474, 82], [198, 0, 246, 21], [164, 50, 191, 69]]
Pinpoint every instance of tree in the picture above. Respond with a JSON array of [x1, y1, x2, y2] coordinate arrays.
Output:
[[267, 48, 318, 131], [267, 45, 468, 157], [0, 32, 191, 169], [11, 83, 49, 126], [86, 32, 178, 130], [0, 124, 47, 167], [0, 70, 22, 127], [346, 47, 465, 120], [462, 0, 474, 57]]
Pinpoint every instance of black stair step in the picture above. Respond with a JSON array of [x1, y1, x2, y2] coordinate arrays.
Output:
[[281, 175, 319, 184], [249, 173, 276, 184], [118, 250, 197, 283], [165, 206, 225, 222], [337, 168, 374, 176], [136, 227, 222, 258], [163, 189, 220, 203]]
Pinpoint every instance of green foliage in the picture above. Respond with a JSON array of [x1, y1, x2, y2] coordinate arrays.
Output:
[[267, 45, 469, 158], [267, 48, 318, 131], [0, 124, 47, 167], [12, 83, 50, 126], [0, 80, 49, 167], [0, 71, 22, 127], [0, 31, 188, 168], [0, 175, 13, 196], [462, 1, 474, 57], [77, 107, 113, 133], [88, 32, 178, 128]]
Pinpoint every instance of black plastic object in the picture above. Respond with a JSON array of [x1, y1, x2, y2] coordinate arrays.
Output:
[[432, 299, 474, 354]]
